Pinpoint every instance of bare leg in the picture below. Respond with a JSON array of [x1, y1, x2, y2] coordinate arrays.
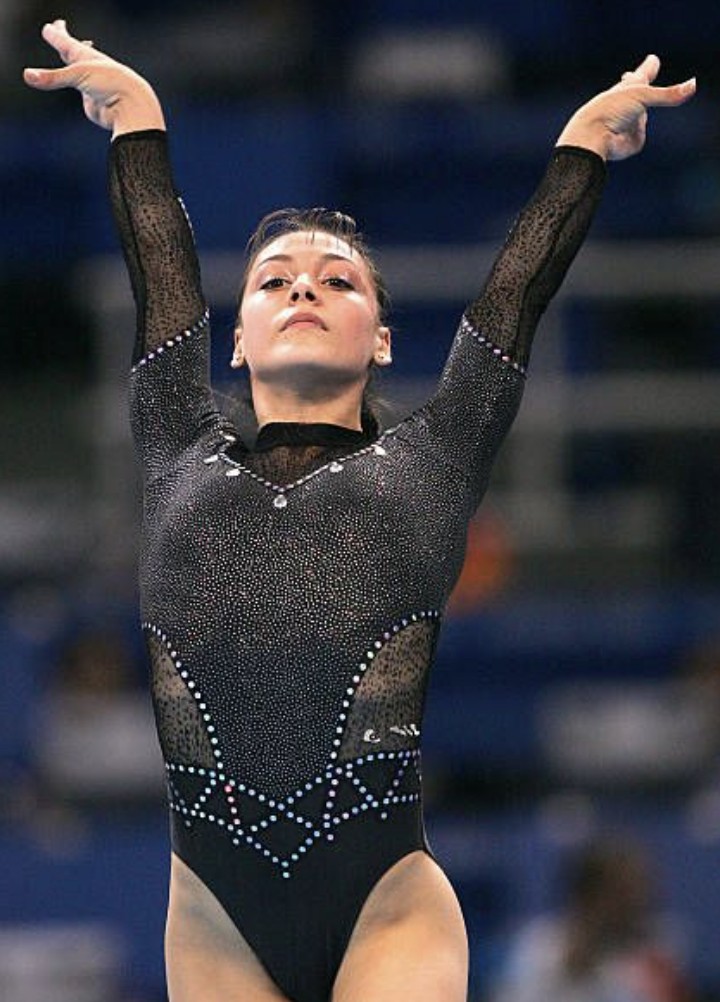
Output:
[[165, 853, 290, 1002], [332, 850, 468, 1002]]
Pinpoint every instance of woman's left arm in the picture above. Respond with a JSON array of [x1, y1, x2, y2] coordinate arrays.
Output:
[[468, 53, 695, 372], [413, 57, 695, 507]]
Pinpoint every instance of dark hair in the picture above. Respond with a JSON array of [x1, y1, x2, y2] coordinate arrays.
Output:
[[237, 207, 391, 323]]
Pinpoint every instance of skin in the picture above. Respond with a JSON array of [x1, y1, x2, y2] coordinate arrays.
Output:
[[167, 849, 467, 1002], [24, 20, 696, 1001], [235, 229, 392, 430]]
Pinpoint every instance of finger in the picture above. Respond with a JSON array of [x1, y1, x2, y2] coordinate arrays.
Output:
[[41, 19, 74, 62], [632, 53, 661, 84], [620, 55, 659, 88], [632, 78, 697, 107], [23, 62, 90, 91], [41, 20, 100, 65]]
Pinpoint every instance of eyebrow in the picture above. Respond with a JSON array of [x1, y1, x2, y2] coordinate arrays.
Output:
[[255, 252, 357, 268]]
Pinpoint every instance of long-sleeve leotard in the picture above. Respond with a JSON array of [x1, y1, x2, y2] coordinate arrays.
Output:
[[111, 129, 605, 1002]]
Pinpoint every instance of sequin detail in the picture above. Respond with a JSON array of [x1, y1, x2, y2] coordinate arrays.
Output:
[[148, 615, 435, 878], [130, 310, 210, 374], [460, 317, 527, 375], [213, 435, 390, 505]]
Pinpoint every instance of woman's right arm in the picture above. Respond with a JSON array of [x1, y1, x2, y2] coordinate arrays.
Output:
[[25, 19, 206, 359], [25, 21, 222, 478]]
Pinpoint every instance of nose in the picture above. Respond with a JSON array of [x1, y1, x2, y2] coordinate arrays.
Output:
[[290, 275, 318, 302]]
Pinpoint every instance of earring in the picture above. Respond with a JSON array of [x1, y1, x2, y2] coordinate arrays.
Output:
[[376, 352, 391, 365], [230, 351, 244, 369]]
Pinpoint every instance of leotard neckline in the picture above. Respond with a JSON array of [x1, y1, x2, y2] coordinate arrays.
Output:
[[253, 421, 373, 452]]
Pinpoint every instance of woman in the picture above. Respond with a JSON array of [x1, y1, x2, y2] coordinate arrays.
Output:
[[24, 21, 695, 1002], [492, 839, 693, 1002]]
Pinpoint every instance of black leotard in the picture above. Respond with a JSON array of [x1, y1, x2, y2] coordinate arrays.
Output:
[[110, 130, 605, 1002]]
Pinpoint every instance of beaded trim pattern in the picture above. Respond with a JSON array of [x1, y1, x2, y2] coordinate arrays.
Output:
[[130, 310, 210, 375], [203, 438, 390, 510], [145, 612, 438, 879], [461, 315, 527, 376]]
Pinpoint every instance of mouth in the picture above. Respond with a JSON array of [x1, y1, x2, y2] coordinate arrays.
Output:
[[282, 312, 327, 331]]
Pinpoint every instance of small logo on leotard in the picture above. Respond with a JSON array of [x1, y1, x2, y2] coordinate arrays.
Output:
[[363, 723, 420, 744]]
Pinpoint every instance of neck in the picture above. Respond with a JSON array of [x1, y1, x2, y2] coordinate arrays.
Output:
[[250, 377, 365, 432]]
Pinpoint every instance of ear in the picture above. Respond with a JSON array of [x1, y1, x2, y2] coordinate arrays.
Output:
[[374, 325, 392, 365], [231, 326, 244, 369]]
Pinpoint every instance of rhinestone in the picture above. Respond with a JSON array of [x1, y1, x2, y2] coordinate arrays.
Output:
[[273, 494, 288, 509], [226, 468, 241, 478]]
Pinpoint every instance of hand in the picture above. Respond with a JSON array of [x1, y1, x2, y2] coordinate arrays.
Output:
[[556, 55, 696, 161], [23, 19, 165, 137]]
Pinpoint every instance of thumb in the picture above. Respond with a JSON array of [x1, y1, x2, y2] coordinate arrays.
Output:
[[23, 64, 87, 90]]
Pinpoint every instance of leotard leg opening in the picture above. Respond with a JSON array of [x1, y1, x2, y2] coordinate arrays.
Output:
[[171, 796, 427, 1002]]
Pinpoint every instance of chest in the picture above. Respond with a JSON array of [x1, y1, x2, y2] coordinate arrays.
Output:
[[143, 436, 472, 611]]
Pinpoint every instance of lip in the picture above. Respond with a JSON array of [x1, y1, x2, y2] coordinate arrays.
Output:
[[281, 312, 327, 331]]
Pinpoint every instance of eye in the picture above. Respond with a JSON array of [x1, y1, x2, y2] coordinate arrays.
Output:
[[324, 276, 354, 290], [259, 276, 287, 290]]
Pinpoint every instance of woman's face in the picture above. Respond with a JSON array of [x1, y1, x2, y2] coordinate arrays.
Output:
[[236, 230, 391, 390]]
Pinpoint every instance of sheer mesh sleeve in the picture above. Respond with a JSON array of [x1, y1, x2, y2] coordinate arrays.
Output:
[[109, 130, 207, 362], [397, 146, 606, 510], [112, 131, 226, 483], [465, 145, 606, 368]]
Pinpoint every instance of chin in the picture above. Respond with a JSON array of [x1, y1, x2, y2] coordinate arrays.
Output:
[[255, 358, 362, 388], [258, 356, 365, 386]]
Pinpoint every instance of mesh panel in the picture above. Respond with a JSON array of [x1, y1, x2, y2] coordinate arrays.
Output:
[[245, 444, 338, 485], [228, 442, 360, 487], [339, 619, 438, 761], [465, 147, 605, 368], [147, 632, 216, 768], [109, 133, 205, 362]]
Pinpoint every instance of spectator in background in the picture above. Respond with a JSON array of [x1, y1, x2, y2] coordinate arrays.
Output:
[[492, 839, 693, 1002], [33, 625, 163, 810]]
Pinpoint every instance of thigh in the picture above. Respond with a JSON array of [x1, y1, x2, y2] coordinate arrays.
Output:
[[166, 853, 290, 1002], [332, 850, 468, 1002]]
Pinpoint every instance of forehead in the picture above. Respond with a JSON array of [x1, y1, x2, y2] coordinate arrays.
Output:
[[252, 230, 366, 270]]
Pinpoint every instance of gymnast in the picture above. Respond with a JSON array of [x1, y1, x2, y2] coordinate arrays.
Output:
[[25, 20, 695, 1002]]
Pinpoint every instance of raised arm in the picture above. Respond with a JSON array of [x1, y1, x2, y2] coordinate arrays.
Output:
[[411, 57, 695, 506], [467, 54, 696, 371], [24, 20, 207, 362], [25, 20, 222, 482]]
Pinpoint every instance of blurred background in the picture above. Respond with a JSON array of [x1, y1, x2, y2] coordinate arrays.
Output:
[[1, 1, 720, 1000]]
